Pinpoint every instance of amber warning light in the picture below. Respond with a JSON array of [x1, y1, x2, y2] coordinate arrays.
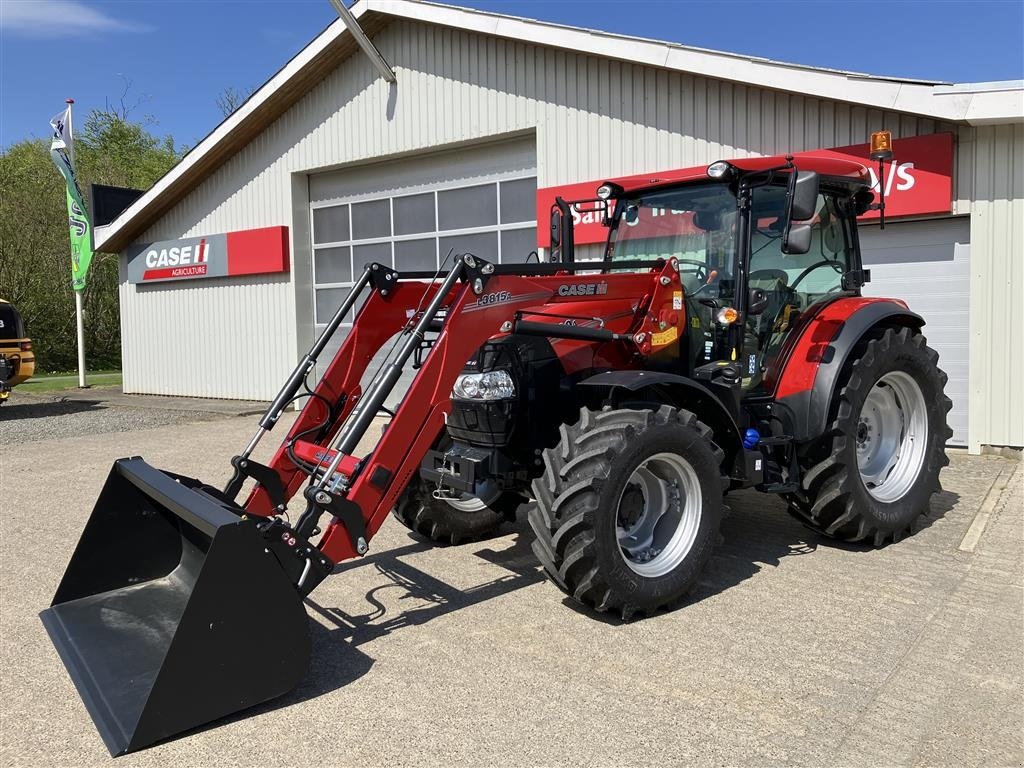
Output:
[[870, 130, 894, 161]]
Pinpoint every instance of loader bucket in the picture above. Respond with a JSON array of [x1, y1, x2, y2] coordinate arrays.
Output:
[[40, 457, 311, 756]]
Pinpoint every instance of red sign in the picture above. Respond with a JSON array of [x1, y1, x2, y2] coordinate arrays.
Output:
[[128, 226, 290, 284], [815, 132, 953, 220], [536, 133, 954, 246]]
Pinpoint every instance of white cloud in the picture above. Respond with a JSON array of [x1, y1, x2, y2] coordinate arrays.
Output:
[[1, 1, 152, 38]]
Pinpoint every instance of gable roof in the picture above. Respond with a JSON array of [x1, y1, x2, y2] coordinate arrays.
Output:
[[95, 0, 1023, 253]]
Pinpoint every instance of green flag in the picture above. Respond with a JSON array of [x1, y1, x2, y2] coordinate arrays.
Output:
[[50, 106, 94, 290]]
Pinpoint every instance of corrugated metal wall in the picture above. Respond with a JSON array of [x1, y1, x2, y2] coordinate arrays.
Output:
[[120, 18, 1019, 447], [964, 123, 1024, 450]]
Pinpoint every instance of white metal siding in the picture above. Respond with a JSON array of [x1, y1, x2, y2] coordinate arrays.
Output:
[[118, 272, 292, 400], [965, 124, 1024, 450], [860, 219, 971, 445], [119, 16, 1012, 433]]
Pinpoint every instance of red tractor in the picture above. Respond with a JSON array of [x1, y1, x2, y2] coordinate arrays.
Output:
[[42, 151, 951, 755]]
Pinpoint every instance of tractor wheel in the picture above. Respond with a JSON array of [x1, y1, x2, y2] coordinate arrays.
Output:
[[392, 478, 521, 545], [786, 327, 952, 545], [529, 405, 726, 620]]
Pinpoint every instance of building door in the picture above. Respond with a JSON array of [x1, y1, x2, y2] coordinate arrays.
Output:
[[859, 217, 970, 446], [307, 136, 537, 397]]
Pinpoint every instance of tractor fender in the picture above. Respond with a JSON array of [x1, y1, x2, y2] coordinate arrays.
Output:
[[578, 370, 744, 476], [775, 298, 924, 442]]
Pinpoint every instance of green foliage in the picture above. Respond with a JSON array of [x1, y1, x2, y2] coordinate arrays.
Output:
[[0, 110, 182, 372]]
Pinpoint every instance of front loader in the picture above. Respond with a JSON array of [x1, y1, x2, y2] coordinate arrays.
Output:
[[43, 147, 951, 755]]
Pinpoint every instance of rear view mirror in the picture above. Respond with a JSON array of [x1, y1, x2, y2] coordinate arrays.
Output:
[[782, 222, 813, 255], [787, 170, 819, 222], [550, 197, 574, 264], [550, 207, 562, 247]]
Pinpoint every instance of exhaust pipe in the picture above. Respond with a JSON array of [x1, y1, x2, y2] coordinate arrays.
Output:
[[40, 458, 316, 755]]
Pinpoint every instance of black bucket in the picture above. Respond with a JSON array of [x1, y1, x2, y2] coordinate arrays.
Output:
[[40, 457, 311, 756]]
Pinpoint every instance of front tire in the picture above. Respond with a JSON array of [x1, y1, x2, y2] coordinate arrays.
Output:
[[529, 406, 726, 620], [787, 327, 952, 545], [392, 478, 520, 545]]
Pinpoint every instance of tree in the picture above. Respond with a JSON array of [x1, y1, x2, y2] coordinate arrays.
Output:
[[0, 109, 183, 372], [216, 86, 252, 117]]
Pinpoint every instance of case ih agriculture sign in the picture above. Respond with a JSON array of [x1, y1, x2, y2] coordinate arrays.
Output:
[[127, 225, 289, 284], [536, 133, 954, 246]]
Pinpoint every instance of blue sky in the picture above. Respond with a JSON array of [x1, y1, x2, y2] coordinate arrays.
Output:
[[2, 0, 1022, 150]]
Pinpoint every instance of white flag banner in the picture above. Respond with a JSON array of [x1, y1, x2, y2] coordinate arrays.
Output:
[[50, 105, 72, 150]]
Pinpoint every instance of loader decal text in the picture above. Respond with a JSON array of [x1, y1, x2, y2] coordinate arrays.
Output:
[[557, 282, 608, 297]]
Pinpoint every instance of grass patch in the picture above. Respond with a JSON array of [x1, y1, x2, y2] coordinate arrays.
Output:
[[18, 371, 122, 393]]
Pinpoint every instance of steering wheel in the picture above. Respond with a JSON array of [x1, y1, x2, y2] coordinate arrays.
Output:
[[748, 268, 789, 287], [789, 259, 844, 291], [675, 259, 709, 283]]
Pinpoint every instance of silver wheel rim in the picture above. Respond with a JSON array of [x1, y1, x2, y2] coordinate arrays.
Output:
[[444, 480, 500, 512], [856, 370, 928, 502], [615, 452, 703, 577]]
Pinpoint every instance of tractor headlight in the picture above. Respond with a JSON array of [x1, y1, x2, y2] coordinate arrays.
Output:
[[707, 161, 735, 180], [452, 370, 516, 400]]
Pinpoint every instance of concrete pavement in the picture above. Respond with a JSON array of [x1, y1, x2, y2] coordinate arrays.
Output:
[[1, 412, 1020, 767]]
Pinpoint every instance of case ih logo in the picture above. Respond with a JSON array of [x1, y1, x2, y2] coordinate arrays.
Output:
[[142, 240, 210, 280], [557, 282, 608, 297], [127, 226, 289, 284], [536, 133, 954, 246]]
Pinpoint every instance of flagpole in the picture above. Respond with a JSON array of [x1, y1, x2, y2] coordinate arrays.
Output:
[[66, 98, 88, 389]]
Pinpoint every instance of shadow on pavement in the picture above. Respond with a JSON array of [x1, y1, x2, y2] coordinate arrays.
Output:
[[308, 526, 544, 647], [0, 397, 104, 420], [210, 485, 961, 729]]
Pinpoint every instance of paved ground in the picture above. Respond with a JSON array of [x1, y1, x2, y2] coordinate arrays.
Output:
[[0, 389, 266, 445], [0, 405, 1020, 767]]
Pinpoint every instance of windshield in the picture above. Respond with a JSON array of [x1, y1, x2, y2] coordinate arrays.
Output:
[[605, 183, 737, 299]]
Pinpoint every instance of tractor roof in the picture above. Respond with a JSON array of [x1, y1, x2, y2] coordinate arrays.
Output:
[[613, 154, 872, 197]]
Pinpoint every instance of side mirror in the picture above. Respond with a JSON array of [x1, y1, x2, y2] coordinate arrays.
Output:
[[787, 170, 819, 222], [782, 222, 813, 255], [747, 288, 769, 315], [781, 169, 818, 255], [550, 207, 562, 248], [550, 197, 575, 264]]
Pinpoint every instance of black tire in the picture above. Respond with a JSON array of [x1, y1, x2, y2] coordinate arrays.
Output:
[[529, 405, 726, 620], [785, 327, 952, 545], [392, 478, 520, 545]]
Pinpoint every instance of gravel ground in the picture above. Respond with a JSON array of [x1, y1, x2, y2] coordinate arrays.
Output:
[[0, 393, 230, 445]]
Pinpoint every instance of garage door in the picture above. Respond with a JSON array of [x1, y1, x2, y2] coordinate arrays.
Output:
[[859, 217, 970, 446], [308, 137, 536, 397]]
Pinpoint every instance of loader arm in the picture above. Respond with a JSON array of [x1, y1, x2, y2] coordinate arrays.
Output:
[[244, 255, 679, 564], [242, 278, 462, 517]]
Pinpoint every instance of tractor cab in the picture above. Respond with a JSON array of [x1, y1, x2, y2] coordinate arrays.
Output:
[[550, 155, 875, 393]]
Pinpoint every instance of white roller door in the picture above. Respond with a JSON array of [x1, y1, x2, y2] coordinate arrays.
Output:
[[859, 217, 970, 445], [307, 137, 537, 398]]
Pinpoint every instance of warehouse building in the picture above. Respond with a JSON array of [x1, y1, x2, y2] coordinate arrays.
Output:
[[93, 0, 1024, 453]]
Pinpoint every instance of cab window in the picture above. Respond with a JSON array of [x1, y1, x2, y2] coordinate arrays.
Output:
[[744, 186, 853, 393], [747, 186, 851, 305], [606, 183, 738, 302], [0, 305, 26, 340]]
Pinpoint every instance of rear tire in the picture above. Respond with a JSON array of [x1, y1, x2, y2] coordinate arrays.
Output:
[[529, 406, 726, 620], [786, 327, 952, 545], [392, 479, 520, 545]]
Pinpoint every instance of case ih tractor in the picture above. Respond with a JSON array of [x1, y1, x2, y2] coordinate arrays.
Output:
[[42, 149, 951, 754]]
